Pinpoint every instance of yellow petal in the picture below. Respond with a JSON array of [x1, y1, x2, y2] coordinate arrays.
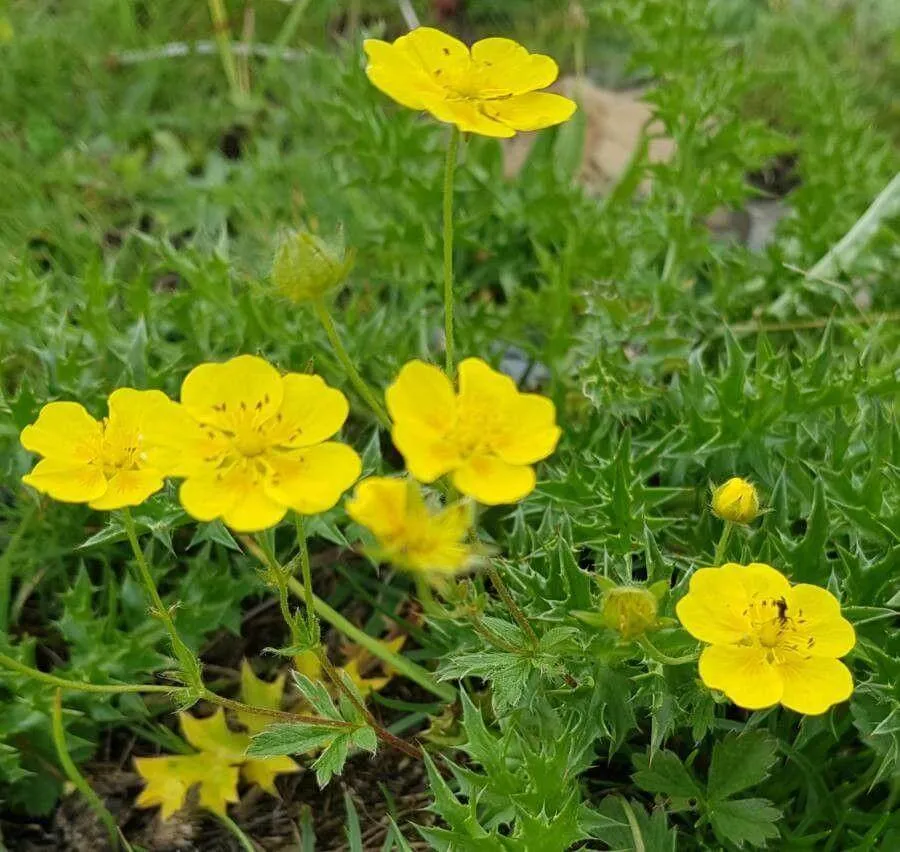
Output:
[[238, 661, 287, 735], [264, 442, 361, 515], [480, 92, 577, 132], [698, 644, 783, 710], [180, 468, 287, 533], [88, 469, 164, 510], [268, 373, 349, 448], [734, 562, 792, 600], [134, 753, 239, 821], [194, 763, 241, 816], [397, 27, 470, 79], [786, 584, 855, 657], [241, 755, 300, 795], [392, 423, 461, 482], [452, 455, 535, 504], [180, 355, 284, 428], [179, 709, 249, 760], [20, 401, 102, 462], [346, 476, 409, 539], [22, 458, 107, 504], [470, 37, 558, 95], [386, 360, 456, 434], [676, 566, 754, 645], [494, 393, 560, 465], [139, 400, 218, 478], [776, 654, 854, 715], [457, 357, 517, 408], [364, 38, 443, 110], [424, 96, 516, 137]]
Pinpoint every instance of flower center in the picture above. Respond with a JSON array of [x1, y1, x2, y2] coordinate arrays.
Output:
[[99, 421, 140, 475], [743, 595, 814, 656]]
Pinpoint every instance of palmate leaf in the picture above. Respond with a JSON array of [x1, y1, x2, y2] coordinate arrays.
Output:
[[708, 732, 779, 801], [632, 749, 704, 810], [707, 798, 781, 848]]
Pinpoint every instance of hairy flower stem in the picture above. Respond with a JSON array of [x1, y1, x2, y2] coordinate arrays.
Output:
[[486, 562, 538, 648], [52, 690, 120, 850], [712, 520, 734, 566], [442, 125, 461, 375], [313, 298, 391, 428], [206, 0, 246, 104], [294, 515, 317, 632], [637, 635, 698, 666], [120, 509, 203, 692]]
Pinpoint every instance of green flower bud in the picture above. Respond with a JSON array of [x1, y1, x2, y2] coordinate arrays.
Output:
[[600, 586, 660, 639], [271, 228, 354, 304], [711, 477, 760, 525]]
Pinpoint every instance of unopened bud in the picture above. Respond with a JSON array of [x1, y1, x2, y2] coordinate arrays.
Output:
[[271, 228, 354, 303], [601, 586, 659, 639], [711, 477, 760, 524]]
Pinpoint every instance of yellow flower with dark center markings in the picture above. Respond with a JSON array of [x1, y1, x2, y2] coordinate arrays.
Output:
[[363, 27, 576, 138], [676, 562, 855, 715], [711, 477, 760, 524], [20, 389, 172, 510], [346, 477, 474, 577], [146, 354, 361, 533], [386, 358, 560, 504]]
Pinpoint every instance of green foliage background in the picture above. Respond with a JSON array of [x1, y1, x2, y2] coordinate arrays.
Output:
[[0, 0, 898, 847]]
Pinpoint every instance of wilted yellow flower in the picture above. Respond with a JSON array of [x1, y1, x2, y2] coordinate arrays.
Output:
[[363, 27, 576, 138], [601, 586, 661, 639], [20, 389, 172, 510], [676, 562, 855, 715], [711, 477, 760, 524], [386, 358, 560, 504], [135, 661, 299, 818], [271, 228, 354, 304], [347, 476, 474, 576], [146, 355, 361, 532]]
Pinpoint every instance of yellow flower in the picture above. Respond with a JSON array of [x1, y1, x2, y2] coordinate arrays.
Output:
[[676, 562, 855, 715], [363, 27, 576, 138], [386, 358, 560, 504], [20, 389, 172, 510], [346, 477, 475, 576], [146, 354, 362, 532], [134, 753, 239, 820], [711, 477, 760, 524]]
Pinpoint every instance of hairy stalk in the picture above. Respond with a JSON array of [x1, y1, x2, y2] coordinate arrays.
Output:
[[199, 689, 351, 729], [442, 125, 461, 375], [0, 651, 177, 694], [467, 609, 521, 655], [712, 521, 734, 566], [313, 297, 391, 428], [52, 691, 122, 850], [240, 536, 454, 701], [637, 635, 698, 666], [294, 515, 316, 631], [0, 499, 38, 633], [206, 0, 245, 103], [121, 509, 203, 691], [214, 812, 256, 852], [486, 562, 538, 647]]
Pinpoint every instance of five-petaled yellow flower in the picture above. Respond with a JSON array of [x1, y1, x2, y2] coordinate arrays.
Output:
[[676, 562, 855, 715], [147, 355, 361, 533], [386, 358, 560, 505], [363, 27, 576, 138], [20, 389, 171, 510], [346, 477, 474, 578]]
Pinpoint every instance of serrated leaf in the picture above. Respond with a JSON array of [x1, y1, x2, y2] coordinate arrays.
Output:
[[633, 750, 703, 805], [312, 733, 351, 787], [247, 723, 338, 758], [708, 797, 781, 848], [708, 732, 778, 801]]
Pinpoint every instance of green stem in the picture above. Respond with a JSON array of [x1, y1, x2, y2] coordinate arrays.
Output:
[[52, 690, 121, 850], [200, 688, 351, 728], [294, 515, 316, 632], [468, 610, 521, 654], [121, 509, 203, 691], [206, 0, 245, 103], [486, 562, 538, 647], [637, 635, 698, 666], [214, 812, 256, 852], [0, 499, 38, 633], [712, 521, 734, 566], [0, 651, 178, 695], [286, 576, 455, 703], [442, 125, 461, 375], [313, 298, 391, 429]]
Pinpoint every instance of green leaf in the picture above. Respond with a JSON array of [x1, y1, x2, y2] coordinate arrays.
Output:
[[247, 723, 338, 759], [312, 733, 351, 787], [708, 797, 781, 848], [344, 789, 363, 852], [633, 750, 703, 807], [708, 732, 779, 801]]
